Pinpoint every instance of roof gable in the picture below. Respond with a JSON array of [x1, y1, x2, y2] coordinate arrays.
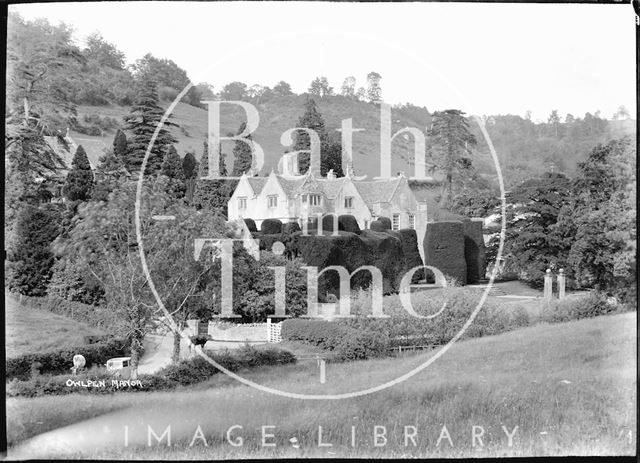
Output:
[[353, 177, 403, 205]]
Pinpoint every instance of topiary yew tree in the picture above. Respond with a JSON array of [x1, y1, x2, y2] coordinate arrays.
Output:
[[161, 145, 186, 198], [63, 145, 94, 202]]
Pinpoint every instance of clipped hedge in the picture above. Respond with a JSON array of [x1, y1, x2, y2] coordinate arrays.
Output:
[[377, 217, 392, 229], [6, 345, 296, 397], [6, 338, 128, 380], [281, 319, 389, 361], [338, 214, 361, 234], [261, 218, 283, 235], [243, 218, 258, 233], [463, 219, 486, 283], [540, 291, 627, 323], [282, 222, 301, 234], [424, 221, 466, 284], [390, 228, 425, 283]]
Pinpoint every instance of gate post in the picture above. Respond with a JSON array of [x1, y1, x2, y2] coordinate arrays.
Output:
[[543, 269, 553, 300], [557, 268, 566, 300]]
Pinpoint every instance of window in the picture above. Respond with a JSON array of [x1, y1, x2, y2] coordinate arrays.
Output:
[[301, 194, 307, 203], [392, 213, 400, 230], [238, 197, 247, 209], [309, 194, 321, 206], [408, 213, 415, 230], [268, 195, 278, 208], [344, 196, 354, 208]]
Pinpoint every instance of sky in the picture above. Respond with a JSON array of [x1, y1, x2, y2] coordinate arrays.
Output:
[[10, 1, 637, 122]]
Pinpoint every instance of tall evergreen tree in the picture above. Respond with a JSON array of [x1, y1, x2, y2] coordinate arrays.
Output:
[[293, 98, 343, 176], [231, 122, 254, 176], [92, 148, 127, 202], [123, 77, 178, 173], [112, 129, 128, 164], [63, 145, 94, 201], [161, 145, 186, 198], [182, 151, 197, 179], [427, 109, 477, 207]]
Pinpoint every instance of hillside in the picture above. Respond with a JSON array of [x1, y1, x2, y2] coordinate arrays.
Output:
[[74, 96, 432, 179], [5, 294, 104, 358], [7, 312, 636, 457], [74, 98, 635, 187]]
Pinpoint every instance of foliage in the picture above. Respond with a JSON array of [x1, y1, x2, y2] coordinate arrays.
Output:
[[424, 221, 466, 284], [273, 80, 293, 96], [47, 258, 105, 305], [160, 145, 186, 198], [123, 76, 178, 173], [193, 179, 238, 215], [92, 149, 128, 202], [428, 109, 478, 207], [338, 214, 361, 234], [6, 204, 62, 296], [281, 319, 389, 361], [182, 151, 197, 179], [540, 291, 629, 324], [261, 218, 283, 235], [308, 76, 334, 97], [62, 145, 94, 201], [6, 338, 128, 380], [220, 81, 248, 100], [231, 121, 254, 176], [112, 129, 128, 164], [554, 138, 636, 301], [366, 71, 382, 103]]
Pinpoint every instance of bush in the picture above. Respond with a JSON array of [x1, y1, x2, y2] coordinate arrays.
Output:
[[261, 218, 283, 235], [424, 221, 466, 284], [281, 319, 389, 361], [463, 219, 486, 283], [377, 217, 392, 229], [540, 291, 627, 323], [370, 219, 388, 232], [6, 338, 128, 380], [321, 214, 339, 233], [243, 218, 257, 232], [47, 258, 105, 305], [338, 215, 361, 234], [282, 222, 301, 234]]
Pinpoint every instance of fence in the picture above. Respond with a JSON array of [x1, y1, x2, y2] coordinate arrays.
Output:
[[186, 319, 283, 343]]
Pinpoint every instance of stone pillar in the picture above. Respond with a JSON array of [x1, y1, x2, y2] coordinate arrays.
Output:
[[557, 268, 566, 300], [543, 269, 553, 300]]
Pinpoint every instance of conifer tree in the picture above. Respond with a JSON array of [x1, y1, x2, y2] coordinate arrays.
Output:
[[112, 129, 128, 164], [63, 145, 94, 201], [231, 122, 254, 176], [161, 145, 185, 198], [92, 149, 127, 202], [123, 77, 178, 173]]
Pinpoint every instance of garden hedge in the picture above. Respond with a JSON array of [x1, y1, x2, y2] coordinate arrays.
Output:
[[243, 218, 257, 233], [261, 218, 283, 235], [282, 221, 301, 234], [424, 221, 467, 284], [338, 214, 361, 234], [396, 228, 425, 283], [463, 219, 486, 283], [377, 217, 392, 229], [6, 338, 129, 380], [321, 214, 339, 234]]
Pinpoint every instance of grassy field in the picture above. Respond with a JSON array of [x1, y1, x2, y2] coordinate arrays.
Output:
[[4, 294, 104, 358], [7, 311, 636, 458]]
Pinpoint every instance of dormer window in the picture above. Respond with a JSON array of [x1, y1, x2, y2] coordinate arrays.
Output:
[[238, 197, 247, 209], [268, 195, 278, 208], [344, 196, 354, 209]]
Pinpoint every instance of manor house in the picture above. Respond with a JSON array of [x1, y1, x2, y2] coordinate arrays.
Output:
[[227, 152, 431, 259]]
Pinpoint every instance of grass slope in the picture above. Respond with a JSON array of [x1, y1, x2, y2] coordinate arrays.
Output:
[[75, 96, 431, 179], [5, 294, 104, 358], [7, 311, 636, 458]]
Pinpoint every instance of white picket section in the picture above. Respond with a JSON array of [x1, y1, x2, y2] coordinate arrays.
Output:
[[266, 318, 282, 343]]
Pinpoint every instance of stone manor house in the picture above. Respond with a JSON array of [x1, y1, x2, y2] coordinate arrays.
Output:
[[227, 152, 438, 260]]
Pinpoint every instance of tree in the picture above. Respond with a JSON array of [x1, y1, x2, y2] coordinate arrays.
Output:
[[63, 145, 94, 202], [427, 109, 477, 207], [112, 129, 128, 164], [273, 80, 293, 96], [84, 32, 125, 70], [132, 53, 201, 107], [356, 87, 366, 101], [123, 76, 178, 173], [220, 81, 248, 100], [548, 110, 561, 137], [161, 145, 186, 198], [6, 204, 62, 296], [340, 76, 356, 98], [613, 105, 630, 121], [231, 122, 255, 176], [308, 77, 333, 98], [555, 138, 636, 301], [194, 137, 236, 213], [366, 71, 382, 103], [92, 148, 128, 202], [182, 151, 197, 179]]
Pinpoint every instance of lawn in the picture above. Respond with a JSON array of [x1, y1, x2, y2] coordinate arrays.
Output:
[[4, 294, 104, 358], [7, 311, 636, 458]]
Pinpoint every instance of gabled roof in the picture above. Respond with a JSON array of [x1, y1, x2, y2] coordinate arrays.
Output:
[[353, 177, 403, 204], [320, 177, 348, 199], [246, 176, 268, 195]]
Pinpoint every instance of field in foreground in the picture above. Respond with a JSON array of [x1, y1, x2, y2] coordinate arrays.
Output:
[[6, 310, 636, 458], [4, 294, 103, 358]]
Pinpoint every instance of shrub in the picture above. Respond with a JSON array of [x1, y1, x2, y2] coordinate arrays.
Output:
[[463, 219, 486, 283], [281, 319, 390, 361], [321, 214, 339, 233], [377, 217, 392, 229], [282, 222, 301, 234], [6, 338, 128, 380], [261, 218, 283, 235], [540, 291, 626, 323], [243, 218, 257, 232], [424, 221, 466, 284], [338, 215, 361, 234], [47, 258, 105, 305]]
